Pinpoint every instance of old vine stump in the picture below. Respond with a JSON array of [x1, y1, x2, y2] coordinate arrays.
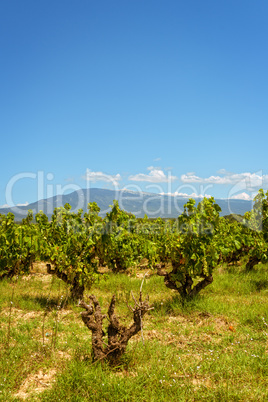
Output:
[[79, 293, 153, 366]]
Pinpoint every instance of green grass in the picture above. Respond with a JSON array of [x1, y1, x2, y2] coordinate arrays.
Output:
[[0, 264, 268, 401]]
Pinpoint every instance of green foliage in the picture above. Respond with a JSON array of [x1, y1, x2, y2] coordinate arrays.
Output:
[[100, 201, 143, 272], [36, 204, 101, 299], [0, 211, 39, 278], [177, 197, 221, 275], [230, 189, 268, 269], [146, 198, 223, 298], [1, 189, 268, 299]]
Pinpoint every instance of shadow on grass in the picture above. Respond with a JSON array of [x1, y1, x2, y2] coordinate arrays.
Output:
[[151, 292, 204, 316], [251, 279, 268, 292], [20, 293, 70, 310]]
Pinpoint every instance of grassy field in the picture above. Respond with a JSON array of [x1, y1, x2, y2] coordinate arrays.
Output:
[[0, 262, 268, 401]]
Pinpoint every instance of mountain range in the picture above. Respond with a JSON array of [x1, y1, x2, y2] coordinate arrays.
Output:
[[0, 188, 254, 221]]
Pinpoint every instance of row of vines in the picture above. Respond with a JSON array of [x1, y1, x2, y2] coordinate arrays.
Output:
[[1, 189, 268, 302]]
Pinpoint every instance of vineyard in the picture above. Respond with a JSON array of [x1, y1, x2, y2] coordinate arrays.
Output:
[[0, 190, 268, 400]]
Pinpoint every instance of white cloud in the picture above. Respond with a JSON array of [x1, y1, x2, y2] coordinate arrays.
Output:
[[129, 167, 177, 183], [181, 171, 268, 189], [0, 201, 29, 209], [0, 204, 10, 208], [229, 192, 254, 200], [181, 172, 230, 184], [217, 168, 228, 175], [84, 169, 121, 186], [160, 192, 212, 198]]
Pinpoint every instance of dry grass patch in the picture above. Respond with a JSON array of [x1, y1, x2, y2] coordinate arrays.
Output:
[[31, 262, 49, 275], [0, 307, 41, 328], [13, 369, 57, 400]]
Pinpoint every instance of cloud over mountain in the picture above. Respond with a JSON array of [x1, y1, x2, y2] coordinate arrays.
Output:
[[129, 167, 177, 183], [84, 169, 121, 186], [181, 171, 268, 190]]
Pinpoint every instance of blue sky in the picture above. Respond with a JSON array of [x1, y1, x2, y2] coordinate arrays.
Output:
[[1, 0, 268, 207]]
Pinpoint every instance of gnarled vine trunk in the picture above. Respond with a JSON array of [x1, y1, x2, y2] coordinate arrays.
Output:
[[80, 293, 153, 366], [246, 256, 260, 271], [156, 263, 213, 299], [46, 263, 85, 301]]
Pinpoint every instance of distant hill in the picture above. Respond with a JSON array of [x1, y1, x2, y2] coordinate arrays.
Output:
[[0, 188, 254, 221]]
